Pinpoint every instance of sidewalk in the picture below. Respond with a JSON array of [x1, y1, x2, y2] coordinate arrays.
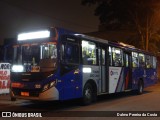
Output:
[[0, 93, 29, 107], [0, 94, 10, 100]]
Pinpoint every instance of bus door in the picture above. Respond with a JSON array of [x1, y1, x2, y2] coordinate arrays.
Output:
[[124, 51, 132, 90], [98, 47, 108, 93], [60, 36, 81, 100]]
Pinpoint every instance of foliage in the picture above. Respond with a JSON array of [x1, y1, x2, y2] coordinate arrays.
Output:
[[82, 0, 160, 52]]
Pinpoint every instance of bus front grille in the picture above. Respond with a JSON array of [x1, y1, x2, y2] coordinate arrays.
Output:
[[12, 88, 41, 97]]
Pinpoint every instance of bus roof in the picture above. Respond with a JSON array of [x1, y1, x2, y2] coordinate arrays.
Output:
[[75, 33, 155, 56], [16, 26, 155, 56], [75, 34, 108, 44]]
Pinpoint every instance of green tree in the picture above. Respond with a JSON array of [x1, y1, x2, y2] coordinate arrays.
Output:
[[82, 0, 160, 51]]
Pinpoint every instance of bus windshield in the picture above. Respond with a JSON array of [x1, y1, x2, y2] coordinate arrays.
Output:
[[13, 43, 57, 72]]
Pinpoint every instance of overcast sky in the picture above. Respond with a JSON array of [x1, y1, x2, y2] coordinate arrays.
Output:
[[0, 0, 99, 45]]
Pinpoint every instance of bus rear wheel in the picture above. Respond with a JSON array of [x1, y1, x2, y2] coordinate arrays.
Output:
[[82, 83, 97, 105], [137, 80, 144, 95]]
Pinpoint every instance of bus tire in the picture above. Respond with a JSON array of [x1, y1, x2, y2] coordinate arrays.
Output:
[[82, 83, 96, 105], [137, 80, 144, 95]]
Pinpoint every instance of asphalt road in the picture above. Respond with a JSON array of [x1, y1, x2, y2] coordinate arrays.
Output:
[[0, 83, 160, 119]]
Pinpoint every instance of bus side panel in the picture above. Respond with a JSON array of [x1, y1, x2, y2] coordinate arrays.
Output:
[[58, 66, 82, 100], [123, 67, 131, 90], [82, 65, 99, 94], [108, 67, 133, 93], [132, 67, 157, 90], [132, 68, 140, 90], [109, 67, 124, 93], [144, 69, 157, 87], [132, 67, 145, 90]]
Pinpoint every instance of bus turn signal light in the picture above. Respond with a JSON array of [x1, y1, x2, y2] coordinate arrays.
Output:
[[11, 83, 24, 88]]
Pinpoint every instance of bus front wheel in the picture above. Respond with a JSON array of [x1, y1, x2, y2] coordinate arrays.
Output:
[[82, 83, 96, 105]]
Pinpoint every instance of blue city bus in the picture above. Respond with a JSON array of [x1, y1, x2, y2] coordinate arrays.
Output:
[[10, 27, 157, 104]]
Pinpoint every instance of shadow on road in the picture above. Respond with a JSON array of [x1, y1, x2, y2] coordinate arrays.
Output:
[[20, 90, 152, 112], [97, 90, 151, 103]]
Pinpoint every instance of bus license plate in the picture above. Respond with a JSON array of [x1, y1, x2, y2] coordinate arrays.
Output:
[[21, 92, 29, 96]]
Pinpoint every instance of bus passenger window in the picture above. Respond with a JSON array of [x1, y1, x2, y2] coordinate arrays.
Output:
[[82, 50, 89, 64], [125, 54, 129, 67], [139, 53, 145, 67], [132, 52, 139, 67], [146, 55, 152, 68], [112, 47, 123, 67], [50, 45, 57, 59], [153, 56, 157, 69], [82, 40, 97, 65], [109, 46, 112, 66], [102, 49, 105, 65]]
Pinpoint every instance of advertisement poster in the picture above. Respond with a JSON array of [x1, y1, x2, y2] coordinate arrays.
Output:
[[0, 63, 10, 94], [109, 67, 122, 93]]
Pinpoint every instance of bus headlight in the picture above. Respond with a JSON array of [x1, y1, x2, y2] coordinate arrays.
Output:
[[12, 65, 24, 72], [42, 81, 56, 92]]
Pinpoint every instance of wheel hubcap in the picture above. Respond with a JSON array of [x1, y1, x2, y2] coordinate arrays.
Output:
[[85, 88, 91, 99], [140, 85, 143, 93]]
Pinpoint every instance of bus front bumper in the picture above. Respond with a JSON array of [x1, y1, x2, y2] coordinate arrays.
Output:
[[11, 87, 59, 101]]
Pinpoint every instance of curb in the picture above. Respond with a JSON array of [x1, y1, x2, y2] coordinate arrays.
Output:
[[0, 93, 9, 96]]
